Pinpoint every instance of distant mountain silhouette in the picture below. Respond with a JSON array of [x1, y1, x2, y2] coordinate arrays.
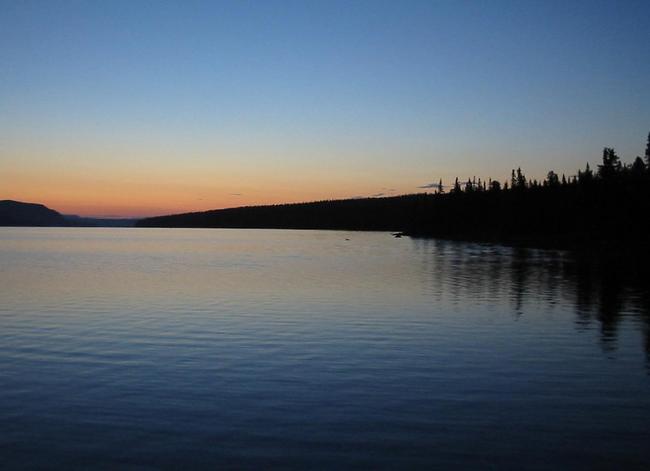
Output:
[[0, 200, 137, 227], [0, 200, 67, 226]]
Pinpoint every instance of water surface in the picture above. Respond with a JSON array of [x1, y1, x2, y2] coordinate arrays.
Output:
[[1, 228, 649, 469]]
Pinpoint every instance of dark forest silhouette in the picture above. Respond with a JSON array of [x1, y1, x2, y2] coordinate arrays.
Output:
[[138, 132, 650, 255]]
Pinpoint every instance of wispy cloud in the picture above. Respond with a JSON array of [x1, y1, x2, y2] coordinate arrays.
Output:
[[230, 193, 243, 196], [418, 182, 441, 189], [370, 192, 385, 197]]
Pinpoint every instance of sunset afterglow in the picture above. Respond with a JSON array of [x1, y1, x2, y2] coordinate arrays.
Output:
[[2, 1, 649, 217]]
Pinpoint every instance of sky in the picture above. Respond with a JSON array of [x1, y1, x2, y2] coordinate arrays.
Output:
[[1, 0, 649, 217]]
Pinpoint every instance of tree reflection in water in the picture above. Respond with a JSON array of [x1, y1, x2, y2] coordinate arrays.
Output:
[[413, 238, 650, 365]]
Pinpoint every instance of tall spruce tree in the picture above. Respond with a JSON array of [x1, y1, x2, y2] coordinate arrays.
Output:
[[515, 167, 527, 189], [631, 156, 645, 176], [452, 177, 462, 194], [597, 147, 621, 180]]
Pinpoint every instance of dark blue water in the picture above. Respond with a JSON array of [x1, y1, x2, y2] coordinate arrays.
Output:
[[1, 228, 649, 469]]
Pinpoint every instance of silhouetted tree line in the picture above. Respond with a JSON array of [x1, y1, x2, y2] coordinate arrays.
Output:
[[138, 132, 650, 255], [406, 132, 650, 248]]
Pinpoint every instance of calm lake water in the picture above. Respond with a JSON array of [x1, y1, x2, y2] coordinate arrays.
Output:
[[1, 227, 649, 469]]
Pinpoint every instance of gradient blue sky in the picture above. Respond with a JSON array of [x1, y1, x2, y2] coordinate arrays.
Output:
[[2, 0, 649, 216]]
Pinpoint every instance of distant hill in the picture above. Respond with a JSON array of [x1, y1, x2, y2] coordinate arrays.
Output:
[[136, 195, 425, 231], [0, 200, 137, 227], [0, 200, 67, 226]]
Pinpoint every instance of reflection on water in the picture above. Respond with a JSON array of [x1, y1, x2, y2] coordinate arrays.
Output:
[[414, 238, 650, 361], [1, 228, 649, 469]]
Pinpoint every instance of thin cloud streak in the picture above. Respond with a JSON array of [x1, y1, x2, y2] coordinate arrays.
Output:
[[418, 182, 441, 189]]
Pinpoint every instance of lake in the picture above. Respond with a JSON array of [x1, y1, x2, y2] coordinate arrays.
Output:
[[1, 227, 649, 469]]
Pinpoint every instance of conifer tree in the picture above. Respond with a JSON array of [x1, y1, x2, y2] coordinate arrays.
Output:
[[631, 156, 645, 176], [597, 147, 621, 180], [578, 163, 593, 183], [452, 177, 462, 194], [515, 167, 527, 189]]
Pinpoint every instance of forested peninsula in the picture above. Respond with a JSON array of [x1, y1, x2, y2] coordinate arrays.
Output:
[[138, 133, 650, 255]]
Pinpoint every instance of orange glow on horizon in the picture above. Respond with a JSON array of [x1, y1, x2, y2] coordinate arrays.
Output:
[[2, 167, 421, 218], [2, 141, 552, 218]]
